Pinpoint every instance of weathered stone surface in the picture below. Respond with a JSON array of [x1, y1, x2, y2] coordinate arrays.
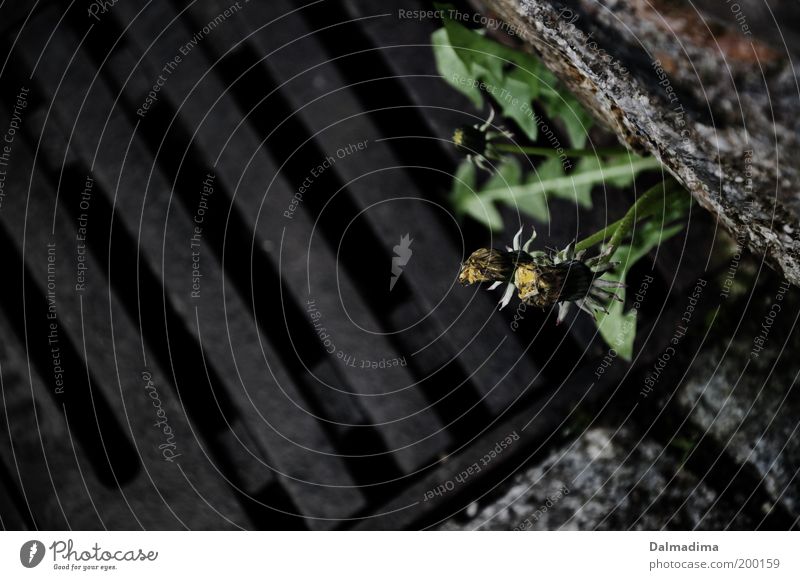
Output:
[[677, 277, 800, 518], [441, 427, 754, 530], [475, 0, 800, 285]]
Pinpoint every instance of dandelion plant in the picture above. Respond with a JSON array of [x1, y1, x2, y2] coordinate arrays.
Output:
[[433, 8, 691, 359]]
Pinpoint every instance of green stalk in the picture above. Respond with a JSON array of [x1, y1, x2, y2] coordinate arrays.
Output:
[[575, 180, 684, 259], [493, 143, 630, 158]]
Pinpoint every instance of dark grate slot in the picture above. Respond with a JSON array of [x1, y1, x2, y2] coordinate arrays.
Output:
[[298, 362, 409, 494], [504, 306, 590, 382], [0, 223, 139, 487], [246, 481, 309, 531], [338, 427, 407, 492], [0, 458, 35, 530], [410, 359, 494, 443], [627, 260, 674, 318], [61, 0, 129, 51]]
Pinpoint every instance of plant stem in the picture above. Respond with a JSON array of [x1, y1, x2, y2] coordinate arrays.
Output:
[[575, 180, 684, 258], [494, 143, 630, 158], [605, 182, 669, 256]]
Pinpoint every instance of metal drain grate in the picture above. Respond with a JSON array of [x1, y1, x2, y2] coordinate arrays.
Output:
[[0, 0, 710, 530]]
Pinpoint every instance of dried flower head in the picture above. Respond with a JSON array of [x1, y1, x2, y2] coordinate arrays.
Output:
[[460, 227, 624, 323], [514, 260, 594, 308], [458, 248, 514, 285]]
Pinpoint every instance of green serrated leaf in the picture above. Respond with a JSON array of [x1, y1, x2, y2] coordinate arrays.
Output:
[[567, 154, 659, 209], [498, 74, 539, 140], [544, 98, 594, 148], [463, 196, 506, 231], [450, 159, 477, 208], [476, 157, 548, 222], [570, 157, 601, 208], [450, 159, 505, 231], [432, 28, 484, 108], [432, 4, 591, 145], [452, 154, 661, 232], [484, 157, 523, 191], [475, 155, 660, 222]]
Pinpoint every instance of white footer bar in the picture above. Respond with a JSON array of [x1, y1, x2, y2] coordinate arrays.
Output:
[[1, 531, 797, 579]]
